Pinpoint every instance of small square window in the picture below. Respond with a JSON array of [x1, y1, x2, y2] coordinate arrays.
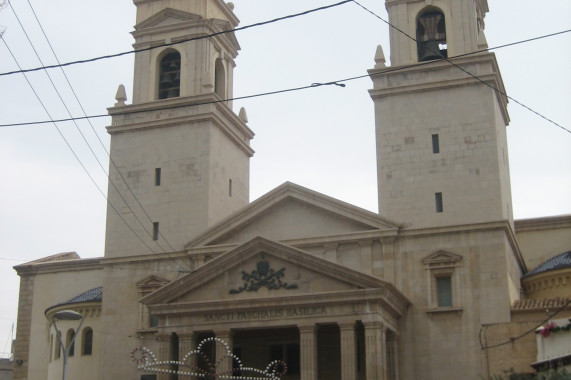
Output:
[[432, 134, 440, 154], [435, 192, 443, 213]]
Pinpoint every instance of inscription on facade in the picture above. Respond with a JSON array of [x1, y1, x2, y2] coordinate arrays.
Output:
[[203, 306, 327, 322]]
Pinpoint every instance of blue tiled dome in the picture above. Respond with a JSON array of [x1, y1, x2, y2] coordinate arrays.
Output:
[[524, 251, 571, 278], [45, 286, 102, 315]]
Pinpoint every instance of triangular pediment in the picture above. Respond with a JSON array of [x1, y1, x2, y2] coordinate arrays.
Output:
[[134, 8, 203, 31], [186, 182, 400, 247], [422, 250, 463, 267], [136, 275, 170, 291], [142, 237, 406, 308]]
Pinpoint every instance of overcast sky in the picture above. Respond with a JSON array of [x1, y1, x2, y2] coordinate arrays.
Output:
[[0, 0, 570, 358]]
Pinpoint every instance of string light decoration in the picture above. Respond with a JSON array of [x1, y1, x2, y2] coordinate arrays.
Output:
[[131, 337, 287, 379]]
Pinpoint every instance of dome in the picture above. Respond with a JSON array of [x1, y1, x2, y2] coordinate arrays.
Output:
[[524, 251, 571, 278], [45, 286, 103, 315]]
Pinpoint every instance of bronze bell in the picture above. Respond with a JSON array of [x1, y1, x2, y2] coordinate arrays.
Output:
[[419, 40, 442, 61], [160, 71, 173, 88]]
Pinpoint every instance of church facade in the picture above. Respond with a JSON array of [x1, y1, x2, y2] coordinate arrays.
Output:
[[12, 0, 571, 379]]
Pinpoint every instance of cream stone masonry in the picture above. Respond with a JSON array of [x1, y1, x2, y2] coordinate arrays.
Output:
[[104, 0, 253, 258], [370, 52, 512, 229], [385, 0, 489, 66], [13, 0, 571, 379]]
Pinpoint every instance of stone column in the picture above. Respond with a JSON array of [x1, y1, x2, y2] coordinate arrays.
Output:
[[156, 332, 172, 380], [214, 330, 234, 377], [363, 322, 387, 380], [339, 322, 357, 380], [178, 332, 196, 380], [298, 325, 318, 380]]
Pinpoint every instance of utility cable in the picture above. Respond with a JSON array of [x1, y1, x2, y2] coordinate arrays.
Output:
[[8, 0, 185, 268], [353, 1, 571, 134], [24, 0, 185, 266], [1, 29, 569, 130], [4, 0, 190, 274], [0, 37, 160, 257], [0, 0, 353, 77], [479, 298, 571, 350]]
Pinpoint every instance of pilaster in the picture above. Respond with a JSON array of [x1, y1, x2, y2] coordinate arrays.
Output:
[[363, 321, 387, 380], [156, 332, 172, 380], [214, 329, 234, 377], [298, 325, 318, 380], [339, 322, 357, 380], [178, 332, 197, 379]]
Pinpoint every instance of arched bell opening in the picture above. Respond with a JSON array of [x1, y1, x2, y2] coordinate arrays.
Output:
[[158, 50, 181, 100], [214, 57, 226, 99], [416, 8, 447, 62]]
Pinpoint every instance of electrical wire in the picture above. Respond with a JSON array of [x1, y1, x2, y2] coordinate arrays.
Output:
[[0, 0, 353, 77], [8, 1, 190, 273], [24, 0, 184, 263], [1, 37, 160, 258], [479, 298, 571, 350], [1, 29, 569, 130], [352, 0, 571, 134]]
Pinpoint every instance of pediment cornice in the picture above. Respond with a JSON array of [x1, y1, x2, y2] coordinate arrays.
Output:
[[142, 237, 409, 314], [185, 182, 401, 248]]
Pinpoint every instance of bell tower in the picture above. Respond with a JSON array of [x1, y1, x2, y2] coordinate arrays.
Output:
[[369, 0, 513, 229], [104, 0, 254, 258]]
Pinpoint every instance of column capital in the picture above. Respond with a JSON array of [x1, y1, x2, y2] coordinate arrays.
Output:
[[213, 329, 234, 339], [178, 332, 196, 341], [362, 320, 385, 330], [155, 332, 172, 342], [379, 236, 397, 245], [297, 324, 317, 334], [338, 321, 357, 331], [358, 240, 373, 248]]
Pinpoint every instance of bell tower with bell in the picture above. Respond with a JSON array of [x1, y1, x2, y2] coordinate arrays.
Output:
[[369, 0, 513, 229], [104, 0, 254, 258]]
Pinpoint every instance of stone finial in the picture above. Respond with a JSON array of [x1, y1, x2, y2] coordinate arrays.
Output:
[[238, 107, 248, 123], [115, 84, 127, 107], [374, 45, 386, 68], [227, 2, 234, 11]]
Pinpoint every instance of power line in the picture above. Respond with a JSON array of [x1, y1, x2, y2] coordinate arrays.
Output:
[[2, 28, 569, 130], [1, 37, 161, 258], [0, 0, 353, 77], [352, 1, 571, 134], [23, 0, 184, 262], [9, 0, 182, 264], [479, 298, 571, 350]]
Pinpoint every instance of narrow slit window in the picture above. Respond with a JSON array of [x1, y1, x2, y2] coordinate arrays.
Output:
[[155, 168, 161, 186], [435, 192, 443, 213], [82, 328, 93, 356], [432, 134, 440, 154], [229, 179, 232, 197], [436, 276, 452, 307], [153, 222, 159, 241]]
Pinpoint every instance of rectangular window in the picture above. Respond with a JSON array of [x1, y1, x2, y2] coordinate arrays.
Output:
[[435, 192, 443, 213], [155, 168, 161, 186], [229, 179, 232, 197], [432, 134, 440, 154], [152, 222, 159, 241], [436, 276, 452, 307]]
